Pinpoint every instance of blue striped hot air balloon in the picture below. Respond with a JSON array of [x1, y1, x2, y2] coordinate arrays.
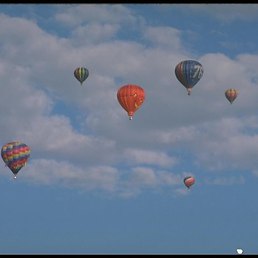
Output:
[[175, 60, 203, 95]]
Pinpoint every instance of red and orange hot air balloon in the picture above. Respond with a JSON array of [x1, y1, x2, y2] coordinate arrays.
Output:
[[184, 176, 195, 189], [117, 84, 145, 120], [1, 141, 31, 179], [225, 88, 238, 104]]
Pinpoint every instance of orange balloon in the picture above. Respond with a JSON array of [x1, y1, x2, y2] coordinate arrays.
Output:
[[117, 84, 145, 120], [225, 88, 238, 104]]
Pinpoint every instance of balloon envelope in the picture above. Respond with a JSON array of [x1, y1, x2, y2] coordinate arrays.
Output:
[[175, 60, 203, 95], [225, 88, 238, 104], [74, 67, 89, 85], [117, 84, 145, 120], [1, 141, 30, 178], [184, 176, 195, 189]]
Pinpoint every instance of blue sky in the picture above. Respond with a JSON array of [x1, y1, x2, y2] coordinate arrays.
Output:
[[0, 3, 258, 254]]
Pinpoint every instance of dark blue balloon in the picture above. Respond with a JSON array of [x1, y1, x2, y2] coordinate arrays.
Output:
[[175, 60, 203, 95]]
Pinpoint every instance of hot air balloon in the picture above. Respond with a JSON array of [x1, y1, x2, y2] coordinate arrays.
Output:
[[175, 60, 203, 95], [1, 141, 30, 179], [184, 176, 195, 189], [117, 84, 145, 120], [74, 67, 89, 85], [225, 88, 238, 104]]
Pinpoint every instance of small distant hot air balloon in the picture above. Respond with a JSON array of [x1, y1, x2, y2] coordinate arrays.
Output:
[[117, 84, 145, 120], [184, 176, 195, 189], [175, 60, 203, 95], [225, 88, 238, 104], [74, 67, 89, 85], [1, 141, 30, 179]]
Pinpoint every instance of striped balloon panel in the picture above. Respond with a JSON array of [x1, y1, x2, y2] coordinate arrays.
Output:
[[74, 67, 89, 84], [1, 141, 30, 174]]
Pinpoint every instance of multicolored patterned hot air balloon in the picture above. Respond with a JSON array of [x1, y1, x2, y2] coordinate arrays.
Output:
[[1, 141, 31, 179], [225, 88, 238, 104], [175, 60, 203, 95], [184, 176, 195, 189], [117, 84, 145, 120], [74, 67, 89, 85]]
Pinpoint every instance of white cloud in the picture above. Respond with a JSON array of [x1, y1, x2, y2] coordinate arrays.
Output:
[[71, 23, 119, 45], [204, 176, 245, 185], [120, 166, 186, 197], [183, 117, 258, 172], [55, 4, 139, 27], [123, 148, 178, 168], [143, 26, 182, 50], [178, 4, 258, 23], [12, 159, 120, 193], [130, 167, 157, 186]]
